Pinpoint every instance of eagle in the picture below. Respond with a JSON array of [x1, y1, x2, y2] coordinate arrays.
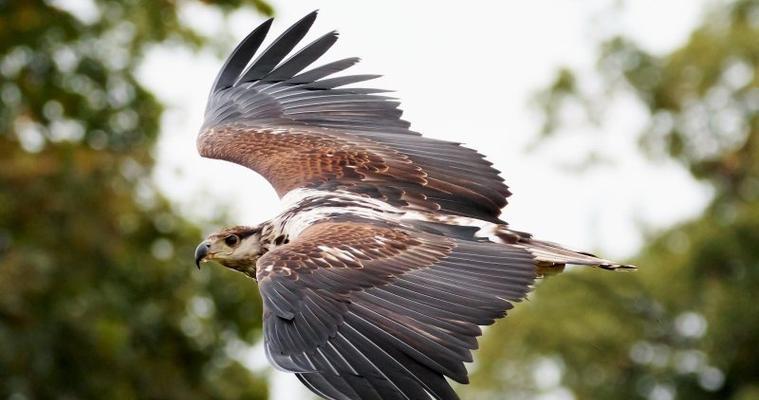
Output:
[[193, 11, 634, 400]]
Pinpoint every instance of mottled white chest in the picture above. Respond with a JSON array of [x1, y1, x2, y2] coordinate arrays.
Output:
[[271, 188, 404, 240]]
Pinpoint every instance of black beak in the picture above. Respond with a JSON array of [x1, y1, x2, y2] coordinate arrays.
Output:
[[194, 241, 210, 269]]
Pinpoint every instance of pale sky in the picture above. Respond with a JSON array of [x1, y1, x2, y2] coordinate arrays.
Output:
[[139, 1, 712, 398]]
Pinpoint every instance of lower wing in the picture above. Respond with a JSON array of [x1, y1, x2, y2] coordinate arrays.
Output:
[[255, 219, 537, 400]]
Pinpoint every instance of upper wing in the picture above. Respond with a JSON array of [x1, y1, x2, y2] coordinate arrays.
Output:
[[197, 12, 510, 222], [256, 221, 536, 400]]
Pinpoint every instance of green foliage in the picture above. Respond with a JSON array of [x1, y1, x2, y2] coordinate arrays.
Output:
[[469, 200, 759, 399], [0, 1, 271, 398], [535, 0, 759, 203], [469, 1, 759, 399]]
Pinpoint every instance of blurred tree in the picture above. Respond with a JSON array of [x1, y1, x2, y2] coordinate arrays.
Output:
[[466, 1, 759, 399], [0, 1, 272, 398]]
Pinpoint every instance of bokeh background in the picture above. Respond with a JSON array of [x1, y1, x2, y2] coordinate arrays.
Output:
[[1, 0, 757, 399]]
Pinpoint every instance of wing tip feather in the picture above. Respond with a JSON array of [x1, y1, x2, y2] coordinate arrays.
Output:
[[211, 17, 274, 93]]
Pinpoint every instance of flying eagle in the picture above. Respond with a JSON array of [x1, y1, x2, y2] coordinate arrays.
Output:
[[194, 12, 633, 400]]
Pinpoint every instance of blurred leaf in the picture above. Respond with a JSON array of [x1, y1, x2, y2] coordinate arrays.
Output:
[[0, 0, 271, 398], [470, 1, 759, 399], [533, 0, 759, 203]]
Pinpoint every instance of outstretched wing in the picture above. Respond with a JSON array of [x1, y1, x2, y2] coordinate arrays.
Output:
[[197, 12, 510, 222], [256, 220, 536, 400]]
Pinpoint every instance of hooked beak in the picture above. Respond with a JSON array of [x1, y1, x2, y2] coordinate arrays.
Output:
[[194, 241, 210, 269]]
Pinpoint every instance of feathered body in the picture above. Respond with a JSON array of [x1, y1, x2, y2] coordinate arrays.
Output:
[[193, 12, 634, 400], [245, 188, 629, 276]]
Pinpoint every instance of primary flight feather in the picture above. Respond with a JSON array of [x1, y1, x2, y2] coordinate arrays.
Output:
[[194, 11, 634, 400]]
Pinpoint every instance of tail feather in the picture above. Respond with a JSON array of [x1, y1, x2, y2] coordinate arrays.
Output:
[[520, 238, 636, 271], [408, 218, 636, 273], [491, 226, 636, 272]]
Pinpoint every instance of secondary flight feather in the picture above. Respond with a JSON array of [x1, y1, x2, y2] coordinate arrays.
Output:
[[193, 11, 634, 400]]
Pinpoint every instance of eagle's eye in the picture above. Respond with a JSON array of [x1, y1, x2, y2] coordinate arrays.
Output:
[[224, 234, 240, 247]]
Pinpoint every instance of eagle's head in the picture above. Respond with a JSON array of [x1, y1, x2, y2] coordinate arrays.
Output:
[[194, 225, 265, 275]]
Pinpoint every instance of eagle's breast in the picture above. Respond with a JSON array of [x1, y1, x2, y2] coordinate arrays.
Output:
[[268, 188, 406, 243]]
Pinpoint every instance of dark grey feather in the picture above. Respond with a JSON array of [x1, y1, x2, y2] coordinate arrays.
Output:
[[210, 18, 272, 93], [265, 31, 340, 82], [237, 11, 319, 84], [304, 74, 382, 90], [288, 57, 360, 84]]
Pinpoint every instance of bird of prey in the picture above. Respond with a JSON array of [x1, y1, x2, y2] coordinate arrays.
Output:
[[194, 11, 634, 400]]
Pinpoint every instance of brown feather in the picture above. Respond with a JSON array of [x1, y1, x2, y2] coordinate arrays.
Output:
[[198, 122, 506, 221], [256, 221, 451, 280]]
